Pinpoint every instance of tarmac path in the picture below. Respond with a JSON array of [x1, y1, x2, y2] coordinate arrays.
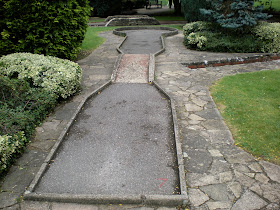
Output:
[[33, 29, 180, 196]]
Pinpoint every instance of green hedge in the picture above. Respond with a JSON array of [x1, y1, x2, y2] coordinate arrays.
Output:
[[0, 53, 82, 174], [183, 21, 280, 53], [0, 53, 82, 99], [0, 132, 28, 172], [0, 0, 90, 60], [0, 76, 56, 174]]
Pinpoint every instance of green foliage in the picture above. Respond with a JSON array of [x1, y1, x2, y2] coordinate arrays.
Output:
[[0, 53, 82, 174], [0, 0, 90, 60], [183, 21, 280, 53], [0, 76, 56, 137], [253, 22, 280, 53], [90, 0, 122, 17], [0, 53, 82, 99], [0, 76, 56, 174], [183, 21, 212, 35], [181, 0, 209, 22], [0, 132, 28, 173], [200, 0, 271, 31]]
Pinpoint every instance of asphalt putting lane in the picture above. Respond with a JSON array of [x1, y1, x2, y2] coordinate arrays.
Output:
[[120, 30, 164, 54], [35, 84, 179, 195]]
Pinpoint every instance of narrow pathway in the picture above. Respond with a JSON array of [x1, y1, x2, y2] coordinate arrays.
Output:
[[28, 29, 182, 200]]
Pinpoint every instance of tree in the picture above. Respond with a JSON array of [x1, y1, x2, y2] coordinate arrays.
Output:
[[200, 0, 271, 31], [181, 0, 209, 22], [173, 0, 182, 15], [89, 0, 122, 17], [0, 0, 90, 60]]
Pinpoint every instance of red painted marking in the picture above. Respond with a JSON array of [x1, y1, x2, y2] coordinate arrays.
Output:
[[158, 178, 168, 188]]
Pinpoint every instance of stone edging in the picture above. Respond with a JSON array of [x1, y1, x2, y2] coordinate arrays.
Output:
[[183, 54, 280, 69], [24, 27, 188, 206]]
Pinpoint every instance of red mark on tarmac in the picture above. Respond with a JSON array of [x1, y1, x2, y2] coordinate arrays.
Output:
[[158, 178, 168, 188]]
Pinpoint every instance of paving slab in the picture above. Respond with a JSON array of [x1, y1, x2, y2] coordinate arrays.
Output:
[[34, 84, 179, 195], [155, 31, 280, 209]]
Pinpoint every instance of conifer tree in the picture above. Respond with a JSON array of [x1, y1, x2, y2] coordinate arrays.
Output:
[[200, 0, 271, 30]]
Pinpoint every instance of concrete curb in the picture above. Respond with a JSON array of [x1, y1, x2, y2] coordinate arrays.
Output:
[[152, 82, 187, 196], [24, 193, 188, 206], [111, 54, 124, 81], [183, 54, 280, 69]]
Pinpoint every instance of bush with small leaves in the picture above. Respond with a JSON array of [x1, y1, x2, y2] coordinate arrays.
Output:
[[183, 21, 279, 53], [0, 132, 28, 174], [0, 53, 82, 99], [0, 0, 90, 60], [252, 22, 280, 53]]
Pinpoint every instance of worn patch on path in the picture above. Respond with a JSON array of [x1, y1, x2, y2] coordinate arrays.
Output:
[[115, 54, 149, 83]]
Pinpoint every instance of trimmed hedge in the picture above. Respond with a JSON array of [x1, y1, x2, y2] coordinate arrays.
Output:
[[0, 0, 90, 60], [253, 22, 280, 53], [0, 76, 56, 174], [0, 53, 82, 174], [183, 21, 280, 53], [0, 132, 28, 172], [0, 53, 82, 99]]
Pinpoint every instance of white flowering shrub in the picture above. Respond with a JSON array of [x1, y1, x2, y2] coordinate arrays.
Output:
[[0, 132, 28, 173], [0, 53, 82, 99]]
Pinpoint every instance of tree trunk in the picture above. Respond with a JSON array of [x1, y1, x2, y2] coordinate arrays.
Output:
[[173, 0, 181, 15]]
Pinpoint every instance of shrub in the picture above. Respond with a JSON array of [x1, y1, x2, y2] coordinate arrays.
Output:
[[0, 53, 82, 99], [0, 132, 28, 173], [183, 21, 280, 53], [0, 76, 56, 137], [181, 0, 209, 22], [0, 76, 56, 174], [252, 22, 280, 53], [0, 0, 90, 60], [185, 32, 207, 49], [183, 21, 212, 35]]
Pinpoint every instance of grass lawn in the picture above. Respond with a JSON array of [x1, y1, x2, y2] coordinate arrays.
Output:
[[81, 27, 117, 50], [88, 17, 106, 23], [210, 69, 280, 165]]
